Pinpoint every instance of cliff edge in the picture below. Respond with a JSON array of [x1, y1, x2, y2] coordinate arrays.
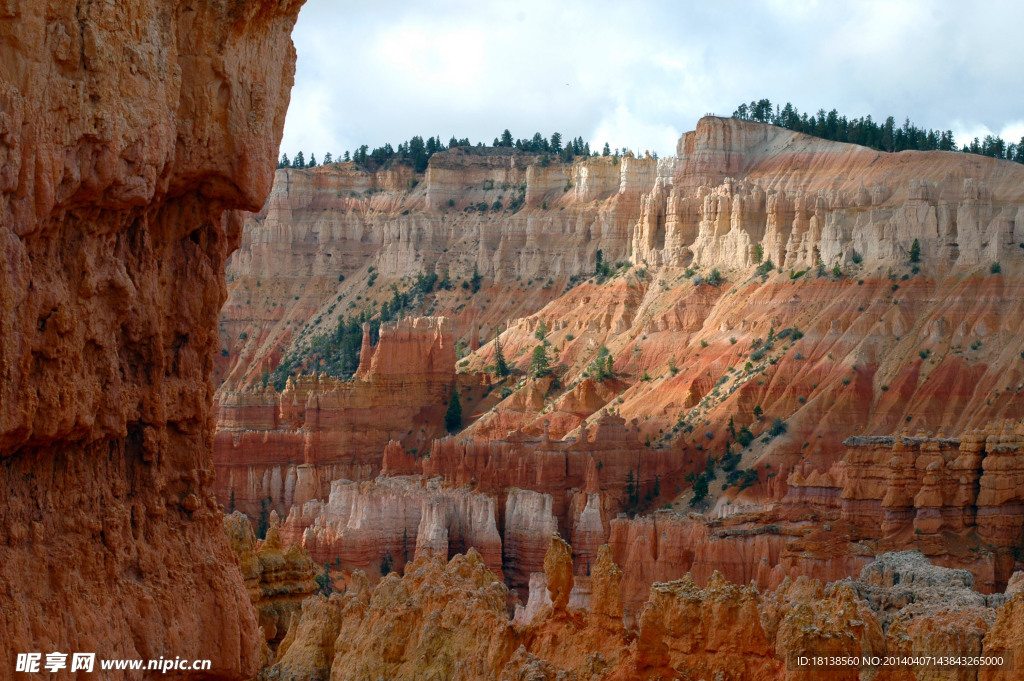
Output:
[[0, 1, 303, 678]]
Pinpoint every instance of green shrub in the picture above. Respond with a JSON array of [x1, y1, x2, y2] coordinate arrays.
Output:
[[315, 564, 333, 596]]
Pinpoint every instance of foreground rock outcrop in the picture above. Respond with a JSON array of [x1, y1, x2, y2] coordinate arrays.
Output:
[[224, 511, 318, 649], [0, 1, 303, 677], [261, 541, 1024, 681]]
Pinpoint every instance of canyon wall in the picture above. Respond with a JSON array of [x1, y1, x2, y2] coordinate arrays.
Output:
[[0, 1, 303, 678], [214, 316, 456, 517], [220, 117, 1024, 391], [219, 117, 1024, 612]]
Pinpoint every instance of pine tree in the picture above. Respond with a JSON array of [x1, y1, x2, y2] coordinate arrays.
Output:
[[626, 470, 637, 509], [494, 332, 510, 377], [589, 346, 613, 380], [500, 129, 513, 147], [256, 497, 271, 539], [602, 142, 611, 156], [549, 133, 561, 153], [689, 475, 708, 506], [529, 345, 550, 378], [343, 150, 350, 162], [278, 153, 290, 168], [445, 388, 462, 433], [909, 238, 921, 263], [308, 153, 317, 167], [293, 151, 305, 168], [323, 152, 333, 164]]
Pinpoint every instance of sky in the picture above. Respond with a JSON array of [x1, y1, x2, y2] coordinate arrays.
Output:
[[279, 0, 1024, 160]]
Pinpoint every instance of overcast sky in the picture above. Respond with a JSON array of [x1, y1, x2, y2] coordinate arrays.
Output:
[[279, 0, 1024, 160]]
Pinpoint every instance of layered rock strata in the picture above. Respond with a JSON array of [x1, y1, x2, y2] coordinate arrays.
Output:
[[778, 421, 1024, 590], [422, 412, 688, 587], [214, 316, 456, 516], [0, 1, 303, 677], [221, 116, 1024, 392]]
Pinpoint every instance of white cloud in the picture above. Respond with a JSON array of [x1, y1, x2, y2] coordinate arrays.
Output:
[[592, 104, 680, 157], [279, 0, 1024, 159]]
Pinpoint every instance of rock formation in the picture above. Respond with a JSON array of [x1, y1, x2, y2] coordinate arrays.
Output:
[[264, 550, 517, 681], [280, 475, 502, 577], [777, 423, 1024, 590], [214, 316, 456, 516], [260, 537, 1024, 681], [0, 1, 303, 677], [214, 113, 1024, 677], [224, 511, 318, 648]]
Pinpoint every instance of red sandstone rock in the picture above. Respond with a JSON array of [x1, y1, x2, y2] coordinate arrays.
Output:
[[265, 541, 1024, 681], [0, 2, 302, 678], [224, 511, 317, 648], [214, 316, 456, 517], [543, 534, 575, 613]]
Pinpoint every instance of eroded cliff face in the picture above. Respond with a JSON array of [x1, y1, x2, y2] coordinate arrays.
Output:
[[213, 316, 459, 517], [279, 475, 502, 576], [0, 1, 303, 677], [220, 117, 1024, 391], [213, 114, 1024, 677]]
